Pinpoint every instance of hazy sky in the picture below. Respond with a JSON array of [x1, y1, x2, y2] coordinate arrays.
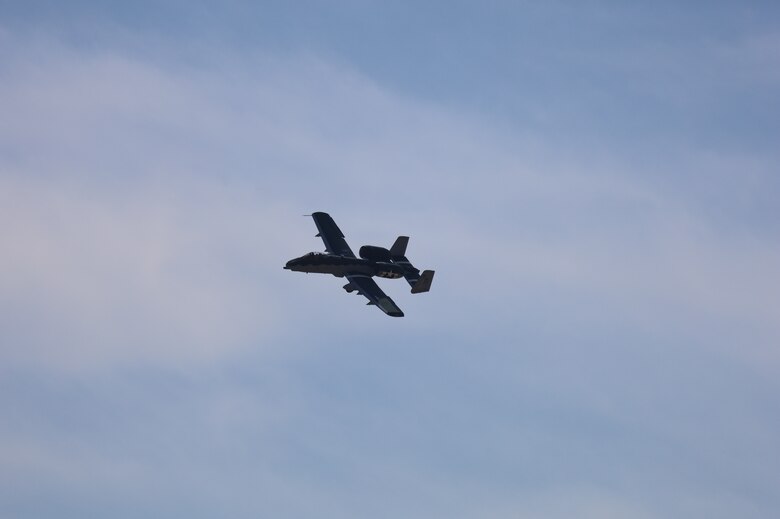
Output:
[[2, 2, 779, 518]]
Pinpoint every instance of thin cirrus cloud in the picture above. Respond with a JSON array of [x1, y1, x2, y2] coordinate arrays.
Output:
[[4, 35, 777, 372], [1, 8, 780, 518]]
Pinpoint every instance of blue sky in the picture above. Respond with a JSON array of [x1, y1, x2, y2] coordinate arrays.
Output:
[[1, 2, 779, 517]]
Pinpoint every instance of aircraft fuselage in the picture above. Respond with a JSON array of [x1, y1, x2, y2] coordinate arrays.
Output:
[[284, 252, 405, 279]]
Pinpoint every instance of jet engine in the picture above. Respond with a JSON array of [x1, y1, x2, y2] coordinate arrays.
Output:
[[359, 245, 392, 262]]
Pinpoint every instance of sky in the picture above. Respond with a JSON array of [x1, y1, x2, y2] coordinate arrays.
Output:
[[1, 1, 780, 517]]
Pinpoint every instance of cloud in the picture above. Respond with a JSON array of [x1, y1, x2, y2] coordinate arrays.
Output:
[[1, 19, 780, 518], [2, 26, 779, 372], [0, 174, 297, 371]]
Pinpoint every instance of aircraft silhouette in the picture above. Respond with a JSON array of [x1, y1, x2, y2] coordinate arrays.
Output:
[[284, 212, 434, 317]]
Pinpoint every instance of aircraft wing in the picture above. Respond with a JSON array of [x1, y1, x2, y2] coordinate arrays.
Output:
[[311, 212, 356, 257], [345, 274, 404, 317]]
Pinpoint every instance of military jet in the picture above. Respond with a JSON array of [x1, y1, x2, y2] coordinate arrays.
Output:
[[284, 212, 434, 317]]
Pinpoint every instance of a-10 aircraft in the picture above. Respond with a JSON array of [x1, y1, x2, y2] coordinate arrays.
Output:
[[284, 212, 434, 317]]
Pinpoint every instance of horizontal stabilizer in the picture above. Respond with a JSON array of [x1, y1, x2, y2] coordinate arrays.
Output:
[[411, 270, 434, 294]]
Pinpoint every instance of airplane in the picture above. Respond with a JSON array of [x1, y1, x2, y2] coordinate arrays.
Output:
[[284, 212, 434, 317]]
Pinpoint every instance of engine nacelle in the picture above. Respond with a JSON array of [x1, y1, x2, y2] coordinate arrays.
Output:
[[359, 245, 392, 262]]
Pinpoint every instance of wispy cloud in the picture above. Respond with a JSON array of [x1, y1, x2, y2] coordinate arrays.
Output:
[[1, 12, 779, 517]]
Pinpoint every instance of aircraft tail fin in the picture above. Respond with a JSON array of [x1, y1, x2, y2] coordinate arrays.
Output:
[[390, 236, 433, 294], [390, 236, 409, 257], [411, 270, 435, 294]]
